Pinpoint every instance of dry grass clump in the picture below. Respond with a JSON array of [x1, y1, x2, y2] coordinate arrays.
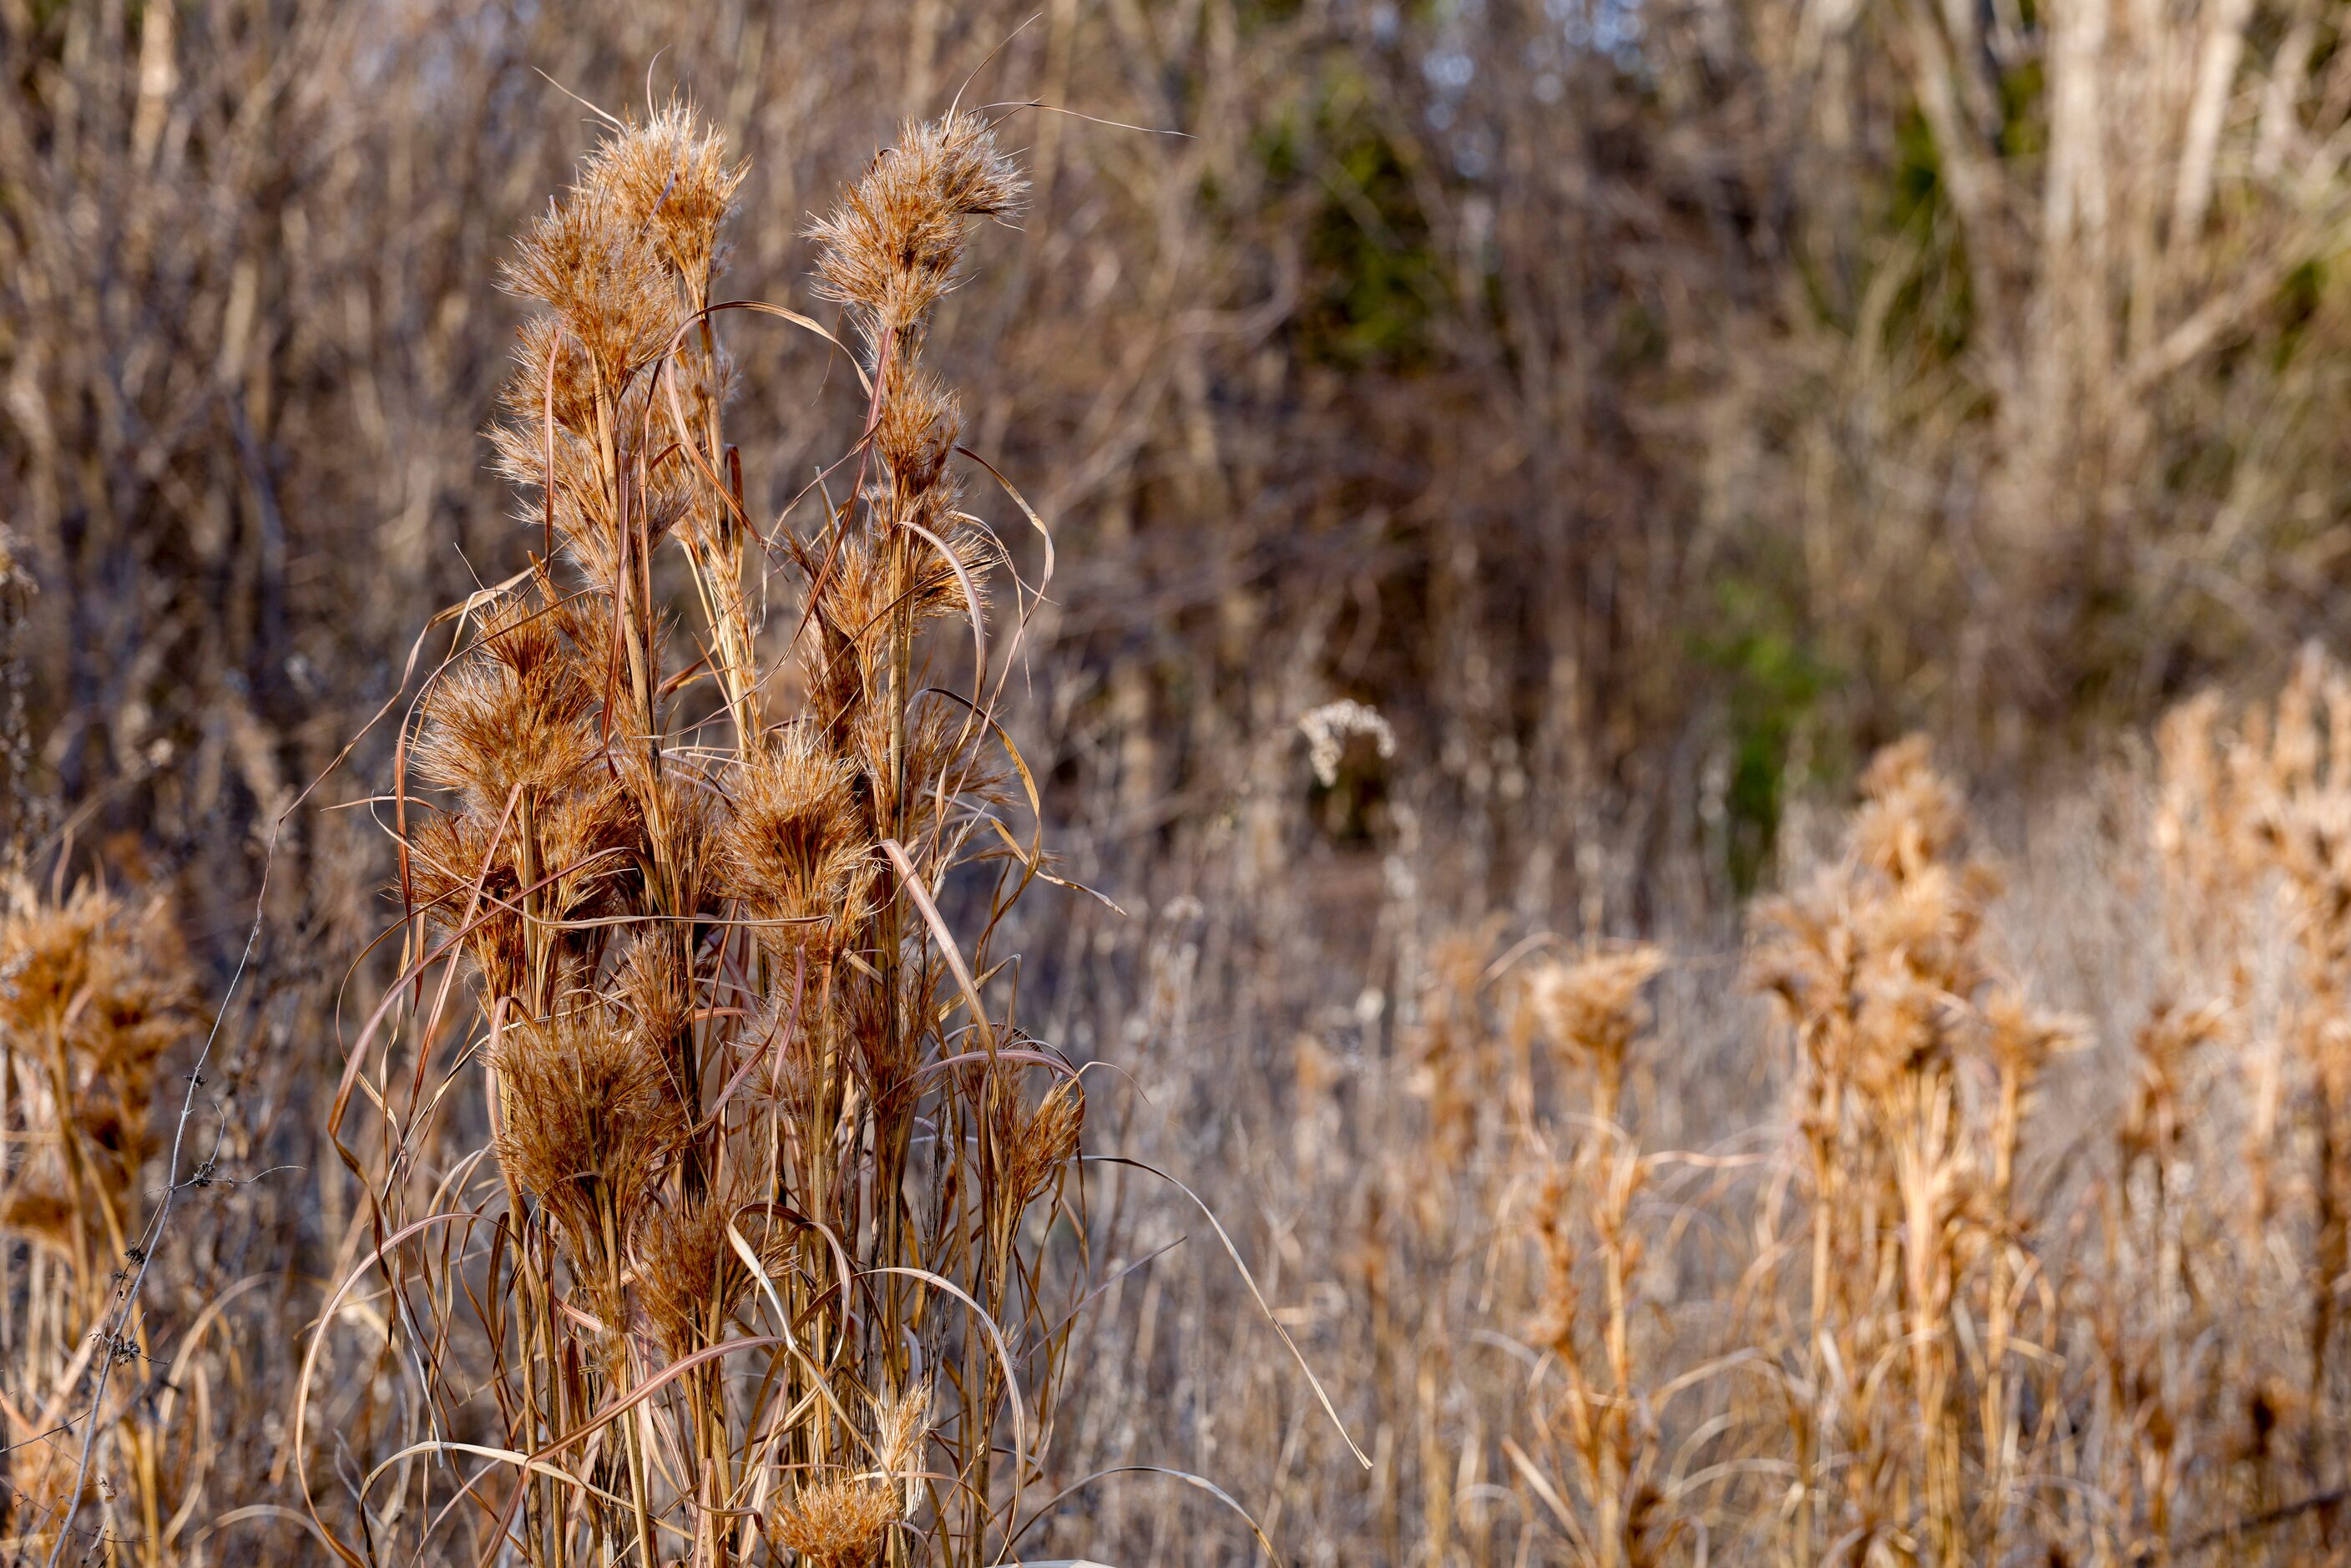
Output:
[[1515, 949, 1671, 1568], [0, 879, 199, 1270], [280, 97, 1277, 1568], [0, 873, 203, 1557], [1115, 710, 2351, 1567], [2153, 649, 2351, 1434], [1527, 944, 1664, 1128], [1748, 739, 2087, 1564]]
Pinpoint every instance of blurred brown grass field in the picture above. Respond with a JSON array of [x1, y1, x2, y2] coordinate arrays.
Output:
[[11, 0, 2351, 1562]]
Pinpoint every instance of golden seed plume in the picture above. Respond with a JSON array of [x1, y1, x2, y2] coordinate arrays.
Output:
[[999, 1073, 1085, 1207], [492, 1009, 685, 1261], [767, 1474, 901, 1567], [1852, 734, 1968, 882], [0, 875, 201, 1255], [578, 100, 746, 293], [499, 187, 674, 390], [808, 110, 1026, 347], [633, 1182, 781, 1359], [1527, 944, 1664, 1071], [723, 722, 875, 960], [412, 591, 602, 813], [876, 1384, 934, 1515]]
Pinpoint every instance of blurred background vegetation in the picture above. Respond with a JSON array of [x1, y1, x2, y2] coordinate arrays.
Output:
[[11, 0, 2351, 935]]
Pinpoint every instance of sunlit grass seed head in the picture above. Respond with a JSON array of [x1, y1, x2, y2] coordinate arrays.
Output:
[[809, 109, 1027, 349], [492, 1010, 686, 1267], [767, 1474, 902, 1568], [578, 99, 746, 295], [723, 721, 875, 962]]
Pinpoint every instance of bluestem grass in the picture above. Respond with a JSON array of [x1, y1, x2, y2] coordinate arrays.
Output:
[[303, 101, 1111, 1568]]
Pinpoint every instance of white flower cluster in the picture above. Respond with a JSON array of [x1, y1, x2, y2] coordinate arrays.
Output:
[[1297, 699, 1397, 787]]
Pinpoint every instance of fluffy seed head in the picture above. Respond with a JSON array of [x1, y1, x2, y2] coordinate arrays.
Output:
[[1984, 992, 2086, 1087], [815, 530, 996, 666], [872, 357, 963, 500], [809, 111, 1025, 346], [2123, 997, 2229, 1161], [1528, 945, 1664, 1070], [493, 1010, 685, 1259], [614, 933, 694, 1066], [767, 1475, 900, 1567], [0, 877, 197, 1075], [1853, 736, 1966, 883], [413, 592, 603, 813], [876, 1385, 933, 1515], [403, 768, 633, 1001], [501, 313, 600, 434], [999, 1073, 1085, 1207], [0, 877, 200, 1251], [579, 101, 745, 291], [724, 723, 874, 959], [500, 188, 674, 391], [634, 1184, 780, 1358]]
